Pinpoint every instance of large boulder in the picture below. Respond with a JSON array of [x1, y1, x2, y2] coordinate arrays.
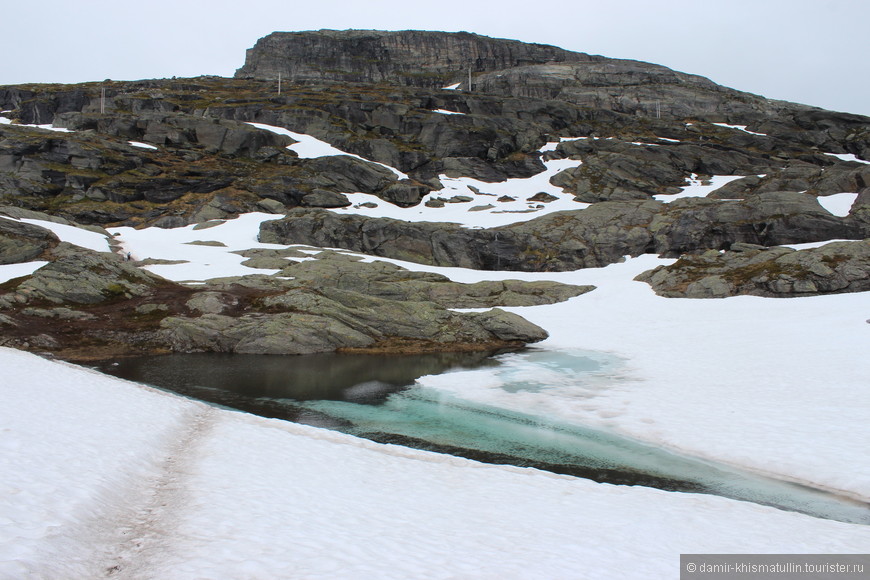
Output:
[[259, 203, 662, 271], [260, 192, 869, 273], [551, 139, 772, 203]]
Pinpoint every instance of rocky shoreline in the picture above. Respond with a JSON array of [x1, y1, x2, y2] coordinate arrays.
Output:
[[0, 216, 585, 360]]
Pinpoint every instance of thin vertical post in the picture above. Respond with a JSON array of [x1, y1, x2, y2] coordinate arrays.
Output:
[[100, 87, 106, 114], [278, 73, 282, 95], [467, 67, 472, 92]]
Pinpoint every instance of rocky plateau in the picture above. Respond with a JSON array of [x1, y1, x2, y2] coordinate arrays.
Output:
[[1, 29, 868, 359]]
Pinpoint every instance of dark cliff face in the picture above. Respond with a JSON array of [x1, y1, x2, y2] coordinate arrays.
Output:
[[234, 29, 597, 87], [232, 29, 828, 125]]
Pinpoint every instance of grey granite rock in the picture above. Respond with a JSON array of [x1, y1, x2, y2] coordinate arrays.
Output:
[[636, 240, 870, 298], [0, 216, 59, 265]]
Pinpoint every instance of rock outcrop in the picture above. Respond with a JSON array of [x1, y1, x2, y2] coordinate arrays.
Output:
[[635, 240, 870, 298], [273, 255, 594, 307], [159, 288, 547, 356], [10, 243, 166, 305], [0, 216, 59, 264], [259, 192, 868, 271], [0, 233, 559, 359], [234, 30, 870, 158]]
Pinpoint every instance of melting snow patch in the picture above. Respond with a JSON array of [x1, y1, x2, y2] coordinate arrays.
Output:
[[129, 141, 158, 150], [712, 123, 767, 136], [333, 147, 587, 227], [432, 109, 465, 115], [0, 261, 48, 284], [825, 152, 870, 165], [539, 141, 560, 152], [1, 216, 112, 253], [817, 193, 859, 217], [37, 124, 73, 132], [654, 174, 745, 202], [247, 122, 409, 180], [442, 82, 461, 90], [0, 116, 73, 132], [107, 212, 286, 282]]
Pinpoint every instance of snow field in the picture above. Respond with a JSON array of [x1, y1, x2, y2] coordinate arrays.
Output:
[[336, 153, 589, 228], [0, 349, 192, 579], [0, 215, 112, 254], [0, 116, 73, 133], [128, 141, 158, 150], [825, 152, 870, 165], [0, 261, 48, 284], [712, 123, 768, 136]]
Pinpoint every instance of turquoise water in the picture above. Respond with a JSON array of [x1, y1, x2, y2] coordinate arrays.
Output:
[[97, 349, 870, 525], [297, 387, 870, 525]]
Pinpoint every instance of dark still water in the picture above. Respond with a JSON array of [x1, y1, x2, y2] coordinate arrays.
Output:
[[96, 351, 499, 425], [94, 351, 870, 525]]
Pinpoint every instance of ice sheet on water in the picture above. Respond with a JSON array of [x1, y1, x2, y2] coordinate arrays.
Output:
[[294, 365, 870, 525], [481, 349, 616, 393], [419, 348, 627, 403]]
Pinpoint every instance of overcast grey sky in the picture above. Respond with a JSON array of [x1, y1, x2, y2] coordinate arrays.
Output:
[[2, 0, 868, 116]]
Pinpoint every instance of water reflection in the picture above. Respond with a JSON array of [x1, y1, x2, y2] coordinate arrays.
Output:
[[96, 350, 500, 417]]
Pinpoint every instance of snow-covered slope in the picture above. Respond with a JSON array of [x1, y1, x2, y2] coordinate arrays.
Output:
[[2, 348, 868, 580]]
